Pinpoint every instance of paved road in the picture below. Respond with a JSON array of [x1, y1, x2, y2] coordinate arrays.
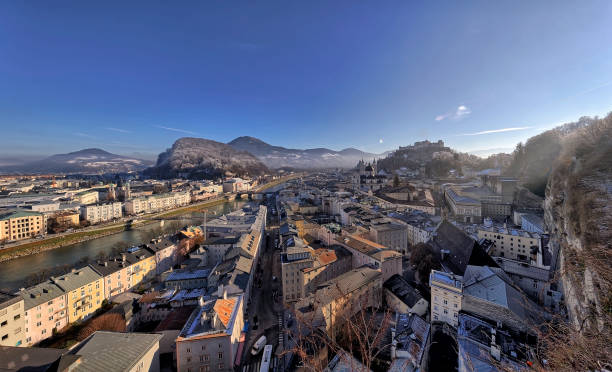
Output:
[[241, 197, 285, 369]]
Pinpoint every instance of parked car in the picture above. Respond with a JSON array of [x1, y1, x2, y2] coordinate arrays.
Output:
[[251, 335, 267, 355]]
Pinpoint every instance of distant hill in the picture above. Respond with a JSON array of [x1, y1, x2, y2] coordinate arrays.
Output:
[[227, 136, 385, 169], [0, 148, 152, 174], [145, 137, 269, 179]]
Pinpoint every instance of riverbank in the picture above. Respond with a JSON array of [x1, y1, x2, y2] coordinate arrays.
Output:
[[0, 176, 296, 264], [0, 196, 232, 263]]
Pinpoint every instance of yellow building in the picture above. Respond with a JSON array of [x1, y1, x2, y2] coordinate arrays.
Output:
[[125, 248, 157, 287], [51, 267, 104, 323], [0, 209, 47, 242], [52, 211, 80, 226]]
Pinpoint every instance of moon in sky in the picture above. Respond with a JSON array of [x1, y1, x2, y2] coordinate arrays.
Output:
[[379, 138, 383, 144]]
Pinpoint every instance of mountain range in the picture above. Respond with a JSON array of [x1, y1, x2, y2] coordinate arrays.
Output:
[[227, 136, 386, 169], [0, 148, 152, 174]]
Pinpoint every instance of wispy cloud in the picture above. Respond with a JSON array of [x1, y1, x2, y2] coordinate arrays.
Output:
[[435, 105, 471, 121], [154, 125, 198, 135], [74, 132, 95, 139], [462, 126, 532, 136], [567, 80, 612, 99], [105, 127, 131, 134]]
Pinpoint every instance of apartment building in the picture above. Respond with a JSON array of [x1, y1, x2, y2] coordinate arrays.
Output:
[[0, 209, 47, 242], [176, 295, 244, 372], [310, 266, 383, 336], [52, 211, 80, 226], [74, 190, 99, 205], [429, 270, 463, 327], [51, 267, 104, 323], [299, 246, 352, 298], [124, 192, 190, 215], [335, 234, 402, 282], [89, 257, 134, 300], [0, 294, 25, 347], [444, 187, 482, 224], [477, 225, 541, 263], [80, 202, 122, 224], [369, 222, 408, 254], [126, 247, 157, 286], [18, 281, 68, 346], [146, 237, 179, 275], [281, 245, 315, 303]]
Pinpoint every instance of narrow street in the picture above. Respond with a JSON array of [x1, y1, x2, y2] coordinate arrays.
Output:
[[241, 195, 284, 370]]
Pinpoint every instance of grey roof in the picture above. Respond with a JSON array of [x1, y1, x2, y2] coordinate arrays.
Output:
[[462, 265, 544, 331], [324, 350, 371, 372], [429, 220, 497, 275], [70, 331, 162, 372], [0, 293, 21, 309], [88, 258, 130, 277], [165, 268, 210, 282], [146, 237, 176, 252], [393, 313, 430, 367], [383, 275, 424, 308], [316, 266, 381, 302], [18, 281, 66, 310], [51, 266, 102, 292], [0, 346, 66, 372]]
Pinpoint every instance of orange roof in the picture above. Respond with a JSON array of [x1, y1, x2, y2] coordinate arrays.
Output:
[[336, 234, 386, 255], [214, 298, 237, 328], [314, 249, 338, 266]]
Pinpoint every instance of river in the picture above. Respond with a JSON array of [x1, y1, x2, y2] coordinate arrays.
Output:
[[0, 199, 246, 291]]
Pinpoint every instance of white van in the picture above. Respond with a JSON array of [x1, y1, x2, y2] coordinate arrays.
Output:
[[251, 335, 267, 355]]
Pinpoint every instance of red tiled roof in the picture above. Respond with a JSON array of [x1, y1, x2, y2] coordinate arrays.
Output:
[[214, 298, 237, 328]]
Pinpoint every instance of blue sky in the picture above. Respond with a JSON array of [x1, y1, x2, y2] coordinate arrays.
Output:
[[1, 1, 611, 159]]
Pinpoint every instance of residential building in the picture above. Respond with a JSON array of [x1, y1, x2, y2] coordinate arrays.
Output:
[[51, 211, 80, 226], [429, 270, 463, 327], [164, 268, 210, 290], [461, 265, 545, 332], [0, 294, 25, 347], [281, 244, 314, 303], [126, 247, 157, 287], [74, 190, 99, 205], [299, 266, 383, 337], [0, 209, 47, 242], [493, 257, 561, 310], [176, 295, 244, 372], [69, 331, 163, 372], [146, 237, 179, 275], [388, 210, 440, 247], [383, 275, 428, 317], [444, 187, 482, 224], [80, 202, 122, 224], [335, 234, 402, 282], [124, 192, 190, 215], [18, 281, 68, 346], [51, 267, 104, 323], [299, 246, 352, 298], [89, 257, 134, 300], [29, 201, 61, 213], [477, 225, 541, 264], [368, 222, 408, 254]]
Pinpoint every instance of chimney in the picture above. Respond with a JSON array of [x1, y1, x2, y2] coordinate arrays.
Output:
[[440, 249, 450, 261], [200, 311, 208, 326], [104, 261, 108, 267], [223, 288, 228, 300], [121, 253, 126, 263], [218, 284, 224, 298]]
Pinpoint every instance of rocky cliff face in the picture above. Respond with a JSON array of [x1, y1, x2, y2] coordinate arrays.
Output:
[[145, 137, 269, 179], [543, 113, 612, 333]]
